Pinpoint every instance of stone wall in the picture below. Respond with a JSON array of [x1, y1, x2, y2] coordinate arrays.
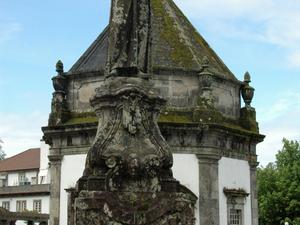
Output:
[[66, 73, 240, 119]]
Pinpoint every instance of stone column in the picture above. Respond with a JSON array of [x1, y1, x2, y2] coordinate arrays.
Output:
[[66, 188, 76, 225], [197, 153, 221, 225], [249, 161, 259, 225], [49, 155, 63, 225]]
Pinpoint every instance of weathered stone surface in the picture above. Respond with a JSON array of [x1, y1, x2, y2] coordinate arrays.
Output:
[[42, 0, 265, 224], [107, 0, 150, 75], [78, 77, 174, 191], [68, 0, 237, 80], [48, 155, 62, 225], [75, 191, 196, 225], [71, 74, 197, 224], [197, 154, 220, 225], [49, 61, 70, 126]]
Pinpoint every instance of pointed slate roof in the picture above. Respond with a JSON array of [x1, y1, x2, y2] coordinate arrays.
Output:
[[69, 0, 237, 80], [69, 26, 109, 74]]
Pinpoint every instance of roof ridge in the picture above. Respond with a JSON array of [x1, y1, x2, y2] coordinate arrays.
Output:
[[0, 147, 40, 172], [3, 148, 40, 162], [166, 0, 236, 80]]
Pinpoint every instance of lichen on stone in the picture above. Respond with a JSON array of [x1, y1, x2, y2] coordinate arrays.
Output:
[[151, 0, 195, 69], [63, 112, 97, 125]]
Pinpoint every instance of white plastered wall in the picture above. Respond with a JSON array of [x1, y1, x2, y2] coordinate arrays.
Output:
[[7, 170, 38, 186], [0, 195, 49, 213], [60, 154, 87, 225], [59, 153, 200, 225], [39, 141, 51, 184], [173, 154, 199, 225], [218, 157, 251, 225]]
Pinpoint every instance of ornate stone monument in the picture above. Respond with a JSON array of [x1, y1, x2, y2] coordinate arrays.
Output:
[[43, 0, 265, 224], [70, 0, 197, 224], [107, 0, 151, 76]]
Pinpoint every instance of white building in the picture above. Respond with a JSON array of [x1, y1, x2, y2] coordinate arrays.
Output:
[[0, 142, 50, 224]]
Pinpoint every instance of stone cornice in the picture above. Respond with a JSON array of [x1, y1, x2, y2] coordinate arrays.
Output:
[[160, 122, 265, 142], [196, 153, 221, 164], [249, 160, 260, 169], [43, 111, 265, 138], [223, 188, 250, 198], [48, 155, 63, 162], [42, 120, 263, 163]]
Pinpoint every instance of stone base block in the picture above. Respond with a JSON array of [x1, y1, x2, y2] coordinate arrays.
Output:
[[240, 107, 258, 132], [74, 191, 197, 225]]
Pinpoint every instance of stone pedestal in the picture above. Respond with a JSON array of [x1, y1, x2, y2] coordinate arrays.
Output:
[[240, 107, 258, 132], [71, 76, 197, 225], [75, 191, 196, 225]]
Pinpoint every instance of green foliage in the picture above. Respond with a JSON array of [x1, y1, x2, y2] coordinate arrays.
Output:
[[258, 139, 300, 225], [0, 139, 5, 160]]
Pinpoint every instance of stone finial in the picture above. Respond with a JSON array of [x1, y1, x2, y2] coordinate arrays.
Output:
[[241, 71, 255, 108], [199, 56, 213, 87], [49, 60, 69, 126], [202, 56, 210, 68], [56, 60, 64, 74], [52, 60, 67, 93], [244, 71, 251, 84]]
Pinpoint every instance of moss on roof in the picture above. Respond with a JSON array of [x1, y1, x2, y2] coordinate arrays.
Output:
[[70, 0, 237, 81], [62, 108, 259, 134], [151, 0, 195, 69], [150, 0, 236, 79]]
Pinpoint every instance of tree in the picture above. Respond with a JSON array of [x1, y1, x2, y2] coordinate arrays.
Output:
[[258, 139, 300, 225], [0, 139, 5, 160]]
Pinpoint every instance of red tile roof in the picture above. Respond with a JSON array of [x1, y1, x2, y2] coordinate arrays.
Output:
[[0, 148, 40, 172]]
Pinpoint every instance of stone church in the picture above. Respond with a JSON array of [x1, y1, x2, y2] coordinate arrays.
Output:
[[42, 0, 265, 225]]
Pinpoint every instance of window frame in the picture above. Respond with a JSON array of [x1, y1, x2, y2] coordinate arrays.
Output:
[[33, 199, 42, 213], [223, 188, 249, 225], [2, 201, 10, 211], [16, 200, 27, 212], [227, 198, 244, 225], [31, 176, 37, 185], [229, 208, 242, 225], [18, 172, 26, 185]]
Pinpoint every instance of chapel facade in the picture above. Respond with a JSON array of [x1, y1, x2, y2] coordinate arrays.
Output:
[[42, 1, 265, 225]]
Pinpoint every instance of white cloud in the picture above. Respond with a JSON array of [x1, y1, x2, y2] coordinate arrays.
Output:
[[257, 118, 300, 166], [256, 91, 300, 165], [175, 0, 273, 20], [257, 124, 300, 166], [288, 52, 300, 68], [0, 22, 22, 44], [0, 111, 47, 157], [173, 1, 300, 163], [174, 0, 300, 68], [258, 91, 300, 122]]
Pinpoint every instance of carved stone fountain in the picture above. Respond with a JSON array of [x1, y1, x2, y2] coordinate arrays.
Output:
[[71, 76, 197, 224], [68, 1, 197, 224]]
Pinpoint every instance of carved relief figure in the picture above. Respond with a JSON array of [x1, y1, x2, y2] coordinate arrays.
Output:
[[107, 0, 150, 75]]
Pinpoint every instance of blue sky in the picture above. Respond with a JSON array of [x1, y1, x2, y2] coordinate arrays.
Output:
[[0, 0, 299, 166]]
